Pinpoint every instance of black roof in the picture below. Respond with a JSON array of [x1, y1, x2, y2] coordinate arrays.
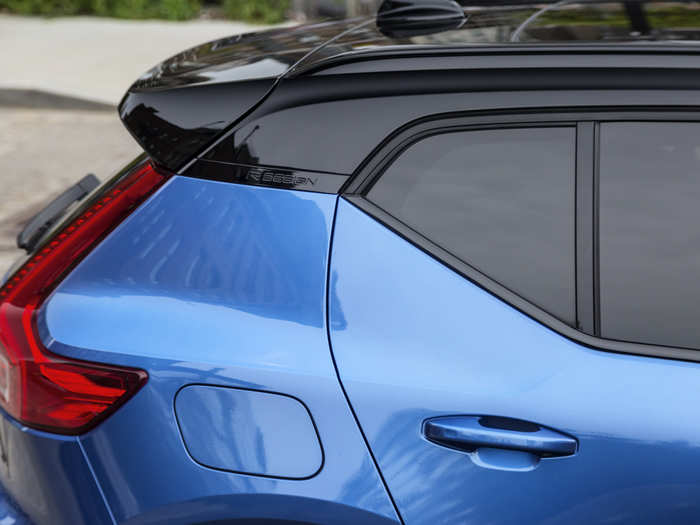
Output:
[[121, 0, 700, 171], [293, 1, 700, 74], [133, 1, 700, 91]]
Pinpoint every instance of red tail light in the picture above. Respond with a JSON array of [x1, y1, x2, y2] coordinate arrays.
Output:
[[0, 161, 170, 434]]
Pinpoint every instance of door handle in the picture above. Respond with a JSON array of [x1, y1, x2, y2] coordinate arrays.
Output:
[[423, 415, 577, 458]]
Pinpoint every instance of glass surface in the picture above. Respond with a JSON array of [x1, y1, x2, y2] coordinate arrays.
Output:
[[600, 122, 700, 349], [368, 127, 576, 325]]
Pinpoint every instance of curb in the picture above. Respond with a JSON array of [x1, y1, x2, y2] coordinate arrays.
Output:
[[0, 88, 115, 111]]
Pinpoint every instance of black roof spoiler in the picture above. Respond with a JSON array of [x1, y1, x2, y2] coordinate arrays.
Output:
[[119, 78, 274, 171], [118, 20, 359, 171]]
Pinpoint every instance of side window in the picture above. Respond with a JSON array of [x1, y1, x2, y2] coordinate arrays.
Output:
[[599, 122, 700, 349], [366, 127, 576, 325]]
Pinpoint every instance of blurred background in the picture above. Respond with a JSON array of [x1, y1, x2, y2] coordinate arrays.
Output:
[[3, 0, 700, 272], [0, 0, 378, 23], [0, 0, 382, 272]]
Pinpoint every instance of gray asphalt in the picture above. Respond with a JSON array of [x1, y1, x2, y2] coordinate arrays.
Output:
[[0, 15, 268, 105], [0, 14, 274, 275], [0, 105, 140, 273]]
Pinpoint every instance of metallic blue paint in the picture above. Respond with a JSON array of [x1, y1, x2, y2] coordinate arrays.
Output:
[[25, 178, 398, 524], [175, 385, 323, 479], [329, 197, 700, 525], [422, 415, 578, 458], [466, 447, 540, 473], [13, 169, 700, 524], [0, 410, 112, 525]]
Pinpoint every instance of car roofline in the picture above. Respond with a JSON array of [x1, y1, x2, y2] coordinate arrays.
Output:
[[291, 42, 700, 77]]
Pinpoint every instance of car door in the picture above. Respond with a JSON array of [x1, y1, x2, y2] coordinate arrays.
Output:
[[328, 115, 700, 524]]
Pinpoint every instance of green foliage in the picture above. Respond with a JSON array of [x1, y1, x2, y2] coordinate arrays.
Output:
[[537, 6, 700, 28], [0, 0, 283, 20], [1, 0, 85, 16], [222, 0, 288, 24], [156, 0, 199, 20], [98, 0, 201, 20], [647, 6, 700, 28], [0, 0, 202, 20]]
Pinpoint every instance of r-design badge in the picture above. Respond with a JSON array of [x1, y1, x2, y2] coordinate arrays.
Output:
[[246, 168, 318, 187]]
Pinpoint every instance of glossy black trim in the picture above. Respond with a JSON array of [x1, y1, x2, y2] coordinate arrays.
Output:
[[343, 109, 700, 193], [592, 122, 602, 336], [183, 160, 349, 194], [117, 0, 700, 172], [120, 79, 276, 171], [273, 69, 700, 110], [576, 122, 595, 335], [119, 19, 367, 172], [344, 110, 700, 363], [302, 47, 700, 77], [204, 72, 700, 177]]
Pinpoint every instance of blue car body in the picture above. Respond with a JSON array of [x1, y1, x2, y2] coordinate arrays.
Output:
[[6, 2, 700, 523]]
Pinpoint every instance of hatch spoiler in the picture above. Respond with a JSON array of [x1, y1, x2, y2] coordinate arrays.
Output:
[[118, 21, 358, 171], [119, 78, 274, 171]]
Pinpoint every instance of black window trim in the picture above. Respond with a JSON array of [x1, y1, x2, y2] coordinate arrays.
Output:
[[342, 109, 700, 363], [576, 121, 596, 335]]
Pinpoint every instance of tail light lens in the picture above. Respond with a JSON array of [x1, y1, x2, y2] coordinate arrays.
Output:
[[0, 161, 171, 434]]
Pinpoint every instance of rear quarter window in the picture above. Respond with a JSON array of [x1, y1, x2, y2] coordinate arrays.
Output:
[[366, 126, 576, 325]]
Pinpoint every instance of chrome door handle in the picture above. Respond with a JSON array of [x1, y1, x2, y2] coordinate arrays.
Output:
[[423, 415, 577, 457]]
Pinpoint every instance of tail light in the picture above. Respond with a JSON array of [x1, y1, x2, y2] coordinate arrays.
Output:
[[0, 161, 171, 434]]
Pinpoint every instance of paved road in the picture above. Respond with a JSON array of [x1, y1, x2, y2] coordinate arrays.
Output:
[[0, 106, 140, 273], [0, 14, 276, 276], [0, 15, 268, 104]]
